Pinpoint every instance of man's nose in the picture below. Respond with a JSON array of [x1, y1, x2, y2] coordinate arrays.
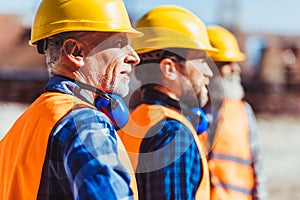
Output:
[[204, 62, 214, 78], [124, 45, 140, 66], [231, 62, 241, 73]]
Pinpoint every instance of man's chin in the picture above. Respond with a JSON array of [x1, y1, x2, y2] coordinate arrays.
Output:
[[181, 93, 207, 108], [113, 86, 129, 97], [199, 96, 208, 108]]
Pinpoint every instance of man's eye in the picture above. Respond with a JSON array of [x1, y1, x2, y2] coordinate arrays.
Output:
[[113, 41, 122, 48], [199, 58, 207, 63], [113, 40, 128, 48]]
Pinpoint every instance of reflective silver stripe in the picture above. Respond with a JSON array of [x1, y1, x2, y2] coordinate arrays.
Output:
[[215, 181, 253, 195], [210, 153, 252, 165]]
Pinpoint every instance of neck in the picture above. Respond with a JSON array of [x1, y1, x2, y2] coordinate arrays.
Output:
[[144, 84, 179, 101], [54, 74, 109, 101], [53, 69, 98, 99]]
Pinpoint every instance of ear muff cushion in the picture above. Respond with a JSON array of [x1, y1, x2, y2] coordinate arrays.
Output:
[[189, 107, 209, 134], [95, 93, 129, 130]]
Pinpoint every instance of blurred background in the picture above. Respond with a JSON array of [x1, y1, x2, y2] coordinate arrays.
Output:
[[0, 0, 299, 199]]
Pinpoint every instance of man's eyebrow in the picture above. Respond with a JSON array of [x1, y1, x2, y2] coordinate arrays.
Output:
[[199, 51, 207, 59], [119, 34, 128, 41]]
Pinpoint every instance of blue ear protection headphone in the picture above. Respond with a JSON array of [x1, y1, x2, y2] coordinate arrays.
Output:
[[69, 78, 129, 130], [94, 93, 129, 130], [188, 107, 209, 134]]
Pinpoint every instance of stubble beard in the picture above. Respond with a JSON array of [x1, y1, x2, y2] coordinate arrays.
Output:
[[180, 76, 208, 109], [111, 75, 130, 97]]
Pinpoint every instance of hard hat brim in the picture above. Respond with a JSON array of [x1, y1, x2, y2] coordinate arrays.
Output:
[[29, 27, 143, 46]]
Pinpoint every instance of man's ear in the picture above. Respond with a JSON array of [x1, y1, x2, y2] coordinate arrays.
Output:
[[63, 39, 85, 68], [160, 58, 177, 80]]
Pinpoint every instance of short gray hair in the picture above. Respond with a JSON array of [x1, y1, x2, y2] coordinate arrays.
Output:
[[44, 32, 73, 76]]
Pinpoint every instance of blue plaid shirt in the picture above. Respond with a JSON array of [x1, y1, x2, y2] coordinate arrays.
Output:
[[37, 76, 133, 200], [135, 90, 202, 200]]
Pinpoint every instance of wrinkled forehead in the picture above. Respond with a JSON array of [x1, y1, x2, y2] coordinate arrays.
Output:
[[49, 31, 127, 47], [79, 32, 127, 46], [185, 49, 207, 60]]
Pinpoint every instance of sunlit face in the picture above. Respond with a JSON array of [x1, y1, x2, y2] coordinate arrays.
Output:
[[83, 33, 140, 97], [180, 50, 213, 107], [215, 62, 244, 99]]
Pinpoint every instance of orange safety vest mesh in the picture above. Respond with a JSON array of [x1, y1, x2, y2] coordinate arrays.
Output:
[[0, 92, 138, 200], [118, 103, 210, 199], [209, 99, 255, 200]]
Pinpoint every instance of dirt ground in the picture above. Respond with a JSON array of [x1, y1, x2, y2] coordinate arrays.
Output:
[[1, 102, 299, 199]]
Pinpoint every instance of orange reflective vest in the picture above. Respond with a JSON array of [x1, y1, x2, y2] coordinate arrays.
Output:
[[0, 92, 138, 200], [209, 99, 255, 200], [118, 103, 210, 199]]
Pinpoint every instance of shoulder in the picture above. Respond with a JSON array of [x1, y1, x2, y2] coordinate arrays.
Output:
[[71, 107, 113, 124], [69, 107, 114, 129], [141, 118, 196, 152], [243, 101, 257, 122], [151, 118, 192, 138], [52, 107, 116, 142], [243, 101, 255, 114]]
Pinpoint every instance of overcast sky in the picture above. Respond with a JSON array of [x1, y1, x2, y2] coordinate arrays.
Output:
[[0, 0, 299, 35]]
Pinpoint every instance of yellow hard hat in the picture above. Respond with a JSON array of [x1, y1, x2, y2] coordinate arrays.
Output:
[[131, 5, 218, 55], [29, 0, 142, 45], [207, 25, 245, 62]]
